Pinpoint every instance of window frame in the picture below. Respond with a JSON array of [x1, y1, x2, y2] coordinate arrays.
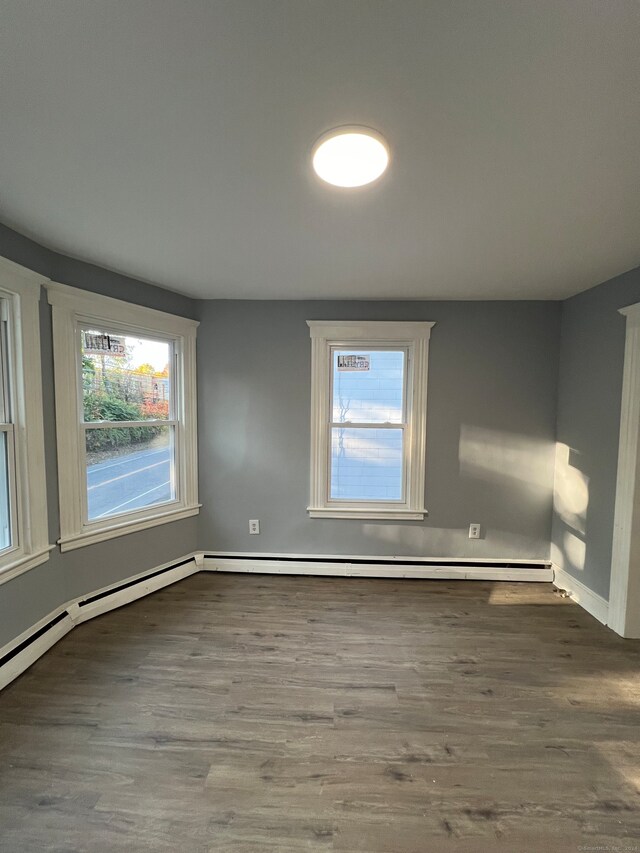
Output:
[[47, 283, 199, 552], [0, 257, 52, 585], [0, 297, 19, 555], [307, 320, 434, 520], [78, 321, 179, 526]]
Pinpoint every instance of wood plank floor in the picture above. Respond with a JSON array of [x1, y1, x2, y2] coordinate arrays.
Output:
[[1, 574, 639, 852]]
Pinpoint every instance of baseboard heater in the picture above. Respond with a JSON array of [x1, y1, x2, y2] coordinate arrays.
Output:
[[0, 555, 198, 691], [0, 610, 69, 670], [77, 556, 196, 609], [202, 553, 553, 582], [0, 607, 75, 692], [0, 550, 552, 692]]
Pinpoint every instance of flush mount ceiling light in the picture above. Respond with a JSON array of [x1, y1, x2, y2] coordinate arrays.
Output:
[[312, 126, 389, 188]]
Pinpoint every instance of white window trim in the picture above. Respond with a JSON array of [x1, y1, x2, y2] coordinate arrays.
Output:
[[47, 282, 200, 552], [0, 257, 53, 586], [307, 320, 434, 520]]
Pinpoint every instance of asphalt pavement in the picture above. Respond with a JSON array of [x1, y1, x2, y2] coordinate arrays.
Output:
[[87, 444, 173, 520]]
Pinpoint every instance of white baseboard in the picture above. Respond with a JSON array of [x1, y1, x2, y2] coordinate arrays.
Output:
[[73, 557, 199, 624], [0, 554, 198, 692], [202, 552, 553, 582], [0, 549, 554, 693], [0, 609, 75, 692], [552, 565, 609, 625]]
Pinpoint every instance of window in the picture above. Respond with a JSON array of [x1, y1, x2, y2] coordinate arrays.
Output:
[[82, 327, 176, 522], [0, 296, 15, 554], [0, 257, 51, 584], [48, 284, 199, 551], [307, 321, 434, 519]]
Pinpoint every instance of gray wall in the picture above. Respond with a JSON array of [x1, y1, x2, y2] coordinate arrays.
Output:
[[0, 225, 199, 647], [197, 300, 561, 560], [552, 266, 640, 599], [4, 213, 634, 650]]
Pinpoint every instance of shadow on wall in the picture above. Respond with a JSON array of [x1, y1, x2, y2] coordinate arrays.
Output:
[[551, 442, 590, 574], [458, 424, 554, 492], [459, 423, 555, 548], [360, 423, 559, 554], [360, 522, 548, 555]]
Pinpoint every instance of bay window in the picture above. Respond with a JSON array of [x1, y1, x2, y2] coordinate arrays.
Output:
[[48, 284, 199, 551], [0, 295, 15, 554], [0, 257, 51, 583]]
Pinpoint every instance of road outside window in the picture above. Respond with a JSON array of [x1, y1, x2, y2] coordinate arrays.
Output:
[[81, 329, 176, 522], [48, 282, 199, 551]]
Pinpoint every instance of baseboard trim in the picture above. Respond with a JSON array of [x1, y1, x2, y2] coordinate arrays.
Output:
[[0, 554, 198, 691], [74, 556, 198, 623], [552, 565, 609, 625], [202, 552, 553, 582], [0, 549, 555, 693], [0, 609, 75, 692]]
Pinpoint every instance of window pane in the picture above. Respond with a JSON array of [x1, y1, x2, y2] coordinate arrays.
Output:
[[0, 300, 10, 426], [86, 425, 175, 521], [330, 427, 403, 501], [332, 349, 405, 423], [0, 431, 11, 551], [82, 329, 171, 422]]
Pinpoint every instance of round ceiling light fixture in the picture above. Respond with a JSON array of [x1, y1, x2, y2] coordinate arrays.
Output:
[[312, 126, 389, 188]]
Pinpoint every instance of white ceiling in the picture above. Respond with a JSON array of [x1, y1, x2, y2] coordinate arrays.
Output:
[[1, 1, 639, 300]]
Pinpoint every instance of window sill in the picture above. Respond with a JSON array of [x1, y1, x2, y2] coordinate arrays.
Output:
[[307, 507, 428, 520], [58, 504, 201, 552], [0, 545, 55, 587]]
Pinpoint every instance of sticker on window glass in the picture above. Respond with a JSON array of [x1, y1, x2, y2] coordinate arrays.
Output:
[[337, 354, 370, 371], [83, 332, 126, 357]]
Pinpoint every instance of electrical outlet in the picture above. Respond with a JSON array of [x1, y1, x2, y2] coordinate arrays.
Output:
[[249, 519, 260, 535], [469, 523, 481, 540]]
